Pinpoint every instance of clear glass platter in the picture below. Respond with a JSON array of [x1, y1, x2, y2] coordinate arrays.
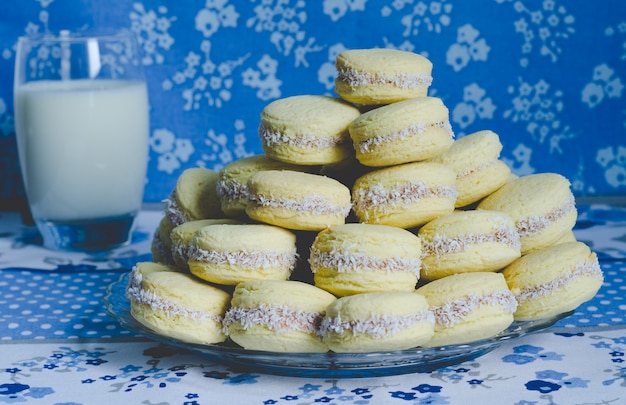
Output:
[[104, 273, 571, 378]]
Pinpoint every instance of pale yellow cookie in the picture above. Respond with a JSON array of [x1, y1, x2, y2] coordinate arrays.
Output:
[[477, 173, 577, 254], [127, 262, 231, 345], [187, 224, 297, 285], [352, 162, 457, 228], [224, 280, 337, 352], [246, 170, 352, 231], [164, 168, 224, 226], [216, 154, 305, 217], [151, 215, 176, 265], [416, 272, 517, 347], [418, 210, 521, 280], [310, 223, 422, 296], [335, 48, 433, 105], [321, 292, 434, 352], [503, 241, 603, 321], [429, 130, 511, 207], [259, 95, 361, 165], [349, 96, 454, 167]]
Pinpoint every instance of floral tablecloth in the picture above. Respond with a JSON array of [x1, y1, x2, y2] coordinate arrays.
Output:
[[1, 204, 625, 404]]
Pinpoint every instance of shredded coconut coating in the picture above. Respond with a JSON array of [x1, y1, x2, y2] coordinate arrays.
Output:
[[337, 67, 433, 90], [422, 225, 521, 256], [216, 179, 248, 202], [223, 304, 324, 335], [125, 268, 222, 323], [320, 310, 435, 339], [358, 121, 454, 154], [259, 124, 345, 150], [308, 247, 421, 276], [514, 258, 603, 303], [249, 193, 352, 217], [171, 241, 190, 265], [163, 191, 188, 227], [517, 195, 576, 237], [188, 244, 297, 271], [431, 290, 518, 327], [353, 181, 457, 218]]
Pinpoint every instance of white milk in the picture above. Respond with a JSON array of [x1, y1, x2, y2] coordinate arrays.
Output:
[[15, 79, 149, 221]]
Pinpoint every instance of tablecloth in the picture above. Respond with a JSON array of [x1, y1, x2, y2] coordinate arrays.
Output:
[[1, 204, 625, 404]]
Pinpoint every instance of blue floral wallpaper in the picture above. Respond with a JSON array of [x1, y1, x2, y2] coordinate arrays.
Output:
[[1, 0, 625, 208]]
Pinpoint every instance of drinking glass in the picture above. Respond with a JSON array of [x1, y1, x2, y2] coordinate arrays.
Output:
[[14, 29, 149, 251]]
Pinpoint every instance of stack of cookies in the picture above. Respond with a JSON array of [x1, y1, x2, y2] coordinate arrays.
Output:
[[128, 48, 603, 353]]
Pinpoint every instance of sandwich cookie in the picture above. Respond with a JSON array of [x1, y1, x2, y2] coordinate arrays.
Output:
[[503, 241, 603, 321], [352, 162, 457, 228], [309, 223, 423, 296], [418, 210, 521, 280], [349, 96, 454, 167], [477, 173, 577, 254], [429, 130, 511, 207], [151, 215, 176, 265], [335, 48, 433, 105], [416, 272, 518, 347], [127, 262, 231, 345], [169, 218, 241, 271], [320, 292, 435, 353], [246, 170, 352, 231], [216, 154, 305, 217], [259, 95, 361, 165], [164, 168, 224, 227], [224, 279, 337, 352], [187, 224, 297, 285]]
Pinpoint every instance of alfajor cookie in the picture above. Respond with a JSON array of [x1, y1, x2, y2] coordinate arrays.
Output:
[[477, 173, 577, 254], [320, 292, 435, 353], [335, 48, 433, 105], [429, 130, 511, 207], [127, 262, 231, 345], [187, 224, 297, 285], [503, 241, 603, 321], [151, 215, 176, 265], [169, 218, 241, 270], [349, 96, 454, 167], [216, 155, 305, 217], [352, 161, 457, 228], [224, 279, 337, 352], [246, 170, 352, 231], [164, 167, 224, 227], [309, 223, 422, 296], [258, 95, 361, 165], [418, 210, 521, 280], [416, 272, 518, 347]]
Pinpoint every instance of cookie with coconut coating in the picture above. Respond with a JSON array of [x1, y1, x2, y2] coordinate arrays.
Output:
[[335, 48, 433, 105], [259, 95, 360, 165]]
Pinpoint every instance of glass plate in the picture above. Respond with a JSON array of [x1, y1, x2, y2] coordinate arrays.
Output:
[[104, 273, 571, 378]]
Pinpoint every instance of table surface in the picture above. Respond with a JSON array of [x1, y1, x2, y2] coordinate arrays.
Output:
[[1, 204, 625, 404]]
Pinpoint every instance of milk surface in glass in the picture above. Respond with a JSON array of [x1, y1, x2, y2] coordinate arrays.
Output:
[[15, 79, 149, 224]]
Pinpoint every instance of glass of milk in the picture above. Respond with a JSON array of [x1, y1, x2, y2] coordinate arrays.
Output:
[[14, 29, 149, 251]]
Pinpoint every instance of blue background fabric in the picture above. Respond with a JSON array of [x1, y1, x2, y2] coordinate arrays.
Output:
[[0, 0, 625, 206]]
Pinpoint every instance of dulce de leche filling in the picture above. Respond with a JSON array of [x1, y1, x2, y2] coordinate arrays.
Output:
[[353, 181, 457, 219], [319, 310, 435, 339], [248, 193, 352, 217], [223, 304, 325, 336], [259, 124, 346, 150], [337, 67, 433, 90], [513, 258, 603, 303], [422, 224, 521, 256], [215, 179, 248, 203], [358, 121, 454, 154], [187, 244, 297, 271], [126, 268, 222, 323], [163, 191, 188, 227], [308, 247, 422, 276], [430, 289, 518, 327]]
